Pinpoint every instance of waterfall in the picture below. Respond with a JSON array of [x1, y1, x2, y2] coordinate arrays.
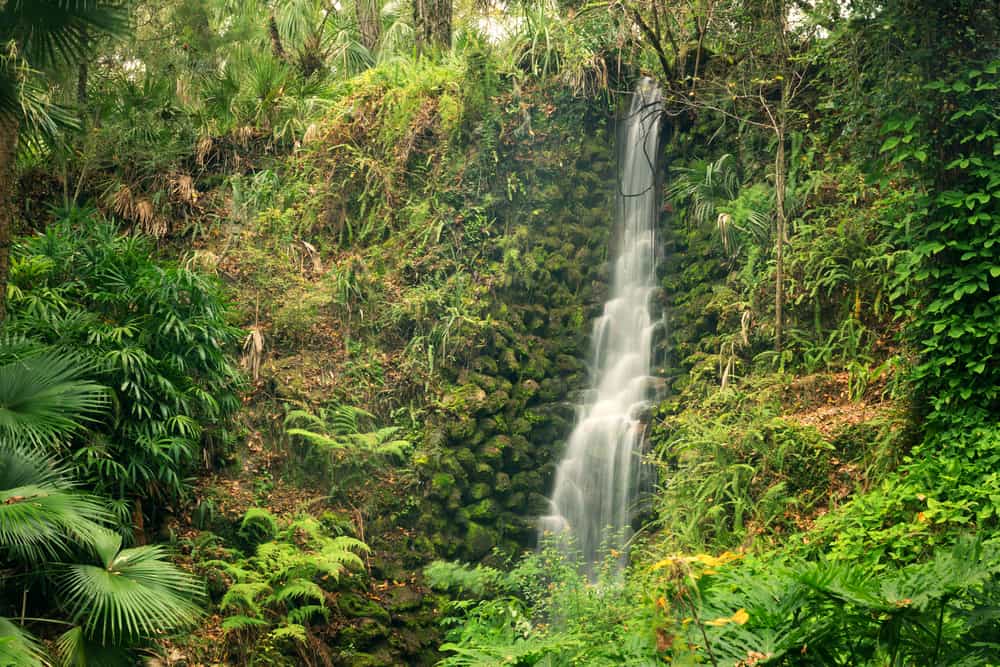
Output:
[[540, 78, 664, 570]]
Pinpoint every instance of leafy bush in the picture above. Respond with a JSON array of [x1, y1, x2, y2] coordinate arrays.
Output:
[[0, 348, 205, 667], [7, 213, 244, 506]]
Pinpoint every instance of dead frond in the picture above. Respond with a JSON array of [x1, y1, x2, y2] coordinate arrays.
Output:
[[242, 327, 265, 382]]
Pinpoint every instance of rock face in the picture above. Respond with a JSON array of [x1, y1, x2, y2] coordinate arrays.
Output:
[[410, 103, 624, 562]]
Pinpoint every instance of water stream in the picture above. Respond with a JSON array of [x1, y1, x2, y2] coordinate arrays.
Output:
[[540, 78, 664, 570]]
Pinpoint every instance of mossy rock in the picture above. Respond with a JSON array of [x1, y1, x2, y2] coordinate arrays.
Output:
[[442, 383, 489, 415], [469, 372, 500, 393], [526, 492, 550, 514], [499, 348, 520, 376], [429, 473, 455, 499], [445, 488, 463, 511], [495, 472, 511, 493], [468, 498, 499, 521], [482, 390, 510, 415], [511, 470, 542, 494], [477, 414, 505, 436], [510, 417, 533, 436], [469, 482, 492, 500], [479, 435, 511, 463], [512, 379, 540, 402], [537, 377, 567, 402], [338, 593, 392, 626], [383, 585, 424, 613], [446, 413, 476, 440], [337, 617, 390, 648], [472, 356, 499, 375], [472, 461, 496, 482], [506, 435, 534, 469], [454, 447, 477, 473], [464, 521, 498, 559], [503, 491, 526, 510]]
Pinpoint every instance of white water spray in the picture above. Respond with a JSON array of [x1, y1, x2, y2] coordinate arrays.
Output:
[[540, 78, 664, 569]]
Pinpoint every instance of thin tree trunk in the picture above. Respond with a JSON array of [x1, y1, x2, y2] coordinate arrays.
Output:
[[0, 119, 18, 325], [413, 0, 451, 52], [268, 12, 287, 61], [356, 0, 380, 52], [77, 31, 89, 105], [774, 117, 786, 355]]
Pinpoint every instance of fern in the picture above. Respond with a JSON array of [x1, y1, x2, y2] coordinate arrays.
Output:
[[267, 623, 308, 644], [220, 583, 271, 615], [286, 604, 330, 625], [267, 579, 325, 606], [240, 508, 279, 541], [221, 615, 269, 633]]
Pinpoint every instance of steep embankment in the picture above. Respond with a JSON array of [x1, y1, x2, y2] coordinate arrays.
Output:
[[171, 62, 638, 664]]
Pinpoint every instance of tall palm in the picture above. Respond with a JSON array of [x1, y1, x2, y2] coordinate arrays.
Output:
[[0, 0, 127, 323]]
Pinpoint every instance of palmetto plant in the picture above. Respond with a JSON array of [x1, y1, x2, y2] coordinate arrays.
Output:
[[0, 347, 205, 666], [667, 154, 771, 258], [0, 0, 127, 321], [0, 442, 106, 563], [58, 529, 204, 646], [0, 343, 107, 449]]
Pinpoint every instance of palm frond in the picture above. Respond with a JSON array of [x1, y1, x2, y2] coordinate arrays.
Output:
[[59, 529, 204, 644], [0, 1, 128, 68], [0, 351, 108, 448], [0, 617, 50, 667], [0, 443, 108, 561]]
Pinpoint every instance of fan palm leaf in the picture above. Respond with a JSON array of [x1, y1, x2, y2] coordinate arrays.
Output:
[[0, 351, 108, 448], [0, 443, 107, 561], [0, 1, 127, 139], [59, 529, 204, 645], [0, 617, 50, 667]]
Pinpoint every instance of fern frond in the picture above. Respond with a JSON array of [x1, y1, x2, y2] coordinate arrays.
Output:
[[268, 578, 325, 606]]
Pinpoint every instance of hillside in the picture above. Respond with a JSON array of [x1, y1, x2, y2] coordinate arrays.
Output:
[[1, 1, 999, 666]]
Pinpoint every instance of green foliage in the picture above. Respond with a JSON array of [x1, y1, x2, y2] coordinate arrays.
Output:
[[0, 343, 107, 449], [8, 214, 243, 503], [652, 387, 851, 552], [59, 529, 204, 645], [653, 537, 1000, 665], [0, 442, 106, 562], [880, 61, 1000, 419], [284, 403, 412, 491], [0, 617, 48, 667], [201, 515, 369, 662], [430, 544, 657, 666], [240, 508, 280, 543]]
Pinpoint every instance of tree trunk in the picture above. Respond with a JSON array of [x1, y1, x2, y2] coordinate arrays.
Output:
[[413, 0, 451, 52], [77, 31, 90, 105], [268, 12, 287, 61], [0, 119, 18, 325], [773, 116, 786, 355], [356, 0, 380, 52]]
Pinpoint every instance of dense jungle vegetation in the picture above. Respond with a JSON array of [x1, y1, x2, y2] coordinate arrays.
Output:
[[1, 0, 999, 665]]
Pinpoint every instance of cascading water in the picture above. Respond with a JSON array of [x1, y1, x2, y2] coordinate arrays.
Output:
[[540, 78, 664, 570]]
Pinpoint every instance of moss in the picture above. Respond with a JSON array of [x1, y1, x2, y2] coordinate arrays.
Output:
[[468, 498, 499, 521], [469, 482, 492, 500], [338, 593, 392, 626], [338, 617, 391, 647], [495, 472, 511, 493], [429, 473, 455, 499], [465, 521, 498, 559]]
